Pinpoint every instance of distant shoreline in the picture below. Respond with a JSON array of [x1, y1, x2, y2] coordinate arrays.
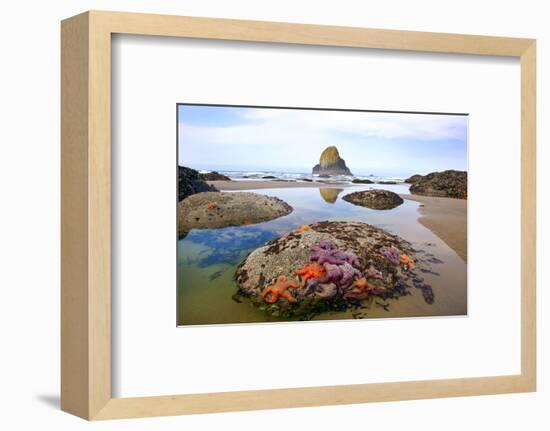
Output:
[[207, 180, 351, 190]]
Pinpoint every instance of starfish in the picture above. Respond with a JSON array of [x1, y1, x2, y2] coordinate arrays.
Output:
[[314, 282, 338, 299], [339, 262, 363, 288], [308, 251, 343, 266], [400, 254, 414, 269], [311, 241, 337, 252], [262, 275, 299, 303], [309, 242, 361, 267], [351, 277, 386, 294], [351, 277, 370, 290], [380, 246, 401, 266], [295, 263, 326, 286], [296, 225, 311, 233], [206, 202, 217, 210], [364, 265, 383, 280]]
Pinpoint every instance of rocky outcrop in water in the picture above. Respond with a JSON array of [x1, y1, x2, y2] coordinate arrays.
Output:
[[234, 221, 430, 320], [404, 174, 423, 184], [178, 166, 217, 201], [312, 146, 352, 176], [343, 189, 404, 210], [199, 171, 232, 181], [178, 191, 292, 237], [409, 170, 467, 199], [352, 179, 374, 184]]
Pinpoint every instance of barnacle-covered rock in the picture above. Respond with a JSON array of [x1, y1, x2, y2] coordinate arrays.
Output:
[[409, 170, 467, 199], [233, 221, 425, 320], [343, 189, 404, 210], [178, 191, 292, 237]]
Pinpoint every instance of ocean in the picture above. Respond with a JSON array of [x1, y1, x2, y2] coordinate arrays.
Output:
[[199, 169, 408, 186]]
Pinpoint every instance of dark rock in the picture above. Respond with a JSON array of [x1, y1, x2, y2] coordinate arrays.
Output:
[[178, 166, 217, 201], [377, 181, 398, 185], [262, 175, 277, 179], [299, 178, 313, 182], [404, 174, 423, 184], [409, 170, 467, 199], [199, 171, 232, 181], [312, 146, 353, 176], [343, 189, 404, 210], [352, 179, 374, 184], [177, 191, 292, 237]]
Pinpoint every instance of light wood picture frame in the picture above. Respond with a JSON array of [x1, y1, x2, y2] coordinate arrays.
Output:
[[61, 10, 536, 420]]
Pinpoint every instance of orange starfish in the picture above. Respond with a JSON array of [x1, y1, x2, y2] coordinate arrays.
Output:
[[400, 254, 414, 269], [294, 262, 326, 286], [296, 225, 311, 233], [351, 277, 386, 295], [352, 277, 370, 290], [262, 275, 299, 303], [206, 202, 217, 210]]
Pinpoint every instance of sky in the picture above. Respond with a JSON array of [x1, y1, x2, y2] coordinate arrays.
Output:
[[177, 105, 468, 177]]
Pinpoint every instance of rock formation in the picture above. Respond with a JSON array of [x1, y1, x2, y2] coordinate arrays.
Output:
[[404, 174, 423, 184], [178, 191, 292, 237], [233, 221, 432, 320], [343, 189, 404, 210], [409, 170, 467, 199], [178, 166, 217, 201], [312, 146, 352, 176], [199, 171, 232, 181]]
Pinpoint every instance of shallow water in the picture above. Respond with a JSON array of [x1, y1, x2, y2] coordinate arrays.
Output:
[[177, 185, 467, 326]]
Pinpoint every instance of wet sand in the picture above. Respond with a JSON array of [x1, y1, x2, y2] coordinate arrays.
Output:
[[402, 195, 467, 262]]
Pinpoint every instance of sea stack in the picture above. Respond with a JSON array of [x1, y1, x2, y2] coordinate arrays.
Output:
[[312, 146, 353, 176]]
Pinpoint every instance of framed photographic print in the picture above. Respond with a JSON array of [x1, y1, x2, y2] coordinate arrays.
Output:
[[61, 10, 536, 420]]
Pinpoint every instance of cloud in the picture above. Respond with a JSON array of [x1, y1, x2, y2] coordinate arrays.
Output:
[[179, 108, 467, 148]]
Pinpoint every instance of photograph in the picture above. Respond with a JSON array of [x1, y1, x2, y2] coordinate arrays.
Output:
[[177, 104, 468, 325]]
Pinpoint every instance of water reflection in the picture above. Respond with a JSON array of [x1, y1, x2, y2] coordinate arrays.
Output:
[[318, 188, 343, 203], [183, 226, 278, 267]]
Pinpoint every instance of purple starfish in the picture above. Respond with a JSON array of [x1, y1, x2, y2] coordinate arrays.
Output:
[[314, 283, 338, 299], [332, 249, 361, 267], [380, 246, 401, 266], [308, 250, 343, 265], [309, 241, 361, 267], [365, 265, 383, 280], [339, 262, 363, 289]]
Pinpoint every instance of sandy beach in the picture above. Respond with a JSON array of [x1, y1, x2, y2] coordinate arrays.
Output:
[[208, 180, 467, 263], [402, 194, 467, 262]]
